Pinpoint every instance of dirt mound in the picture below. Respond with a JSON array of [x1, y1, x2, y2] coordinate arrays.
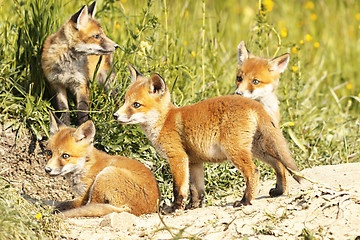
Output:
[[0, 125, 74, 201]]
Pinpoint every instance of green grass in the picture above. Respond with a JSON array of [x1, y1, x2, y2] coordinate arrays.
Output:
[[0, 0, 359, 236], [0, 178, 63, 240]]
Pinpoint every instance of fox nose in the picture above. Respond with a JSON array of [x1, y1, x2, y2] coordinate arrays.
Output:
[[234, 90, 243, 96], [44, 167, 52, 174], [113, 113, 118, 121]]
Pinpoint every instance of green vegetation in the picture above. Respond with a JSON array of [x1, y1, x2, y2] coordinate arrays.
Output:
[[0, 0, 359, 237]]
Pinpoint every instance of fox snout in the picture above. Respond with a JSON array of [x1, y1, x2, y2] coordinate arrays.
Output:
[[234, 90, 243, 95]]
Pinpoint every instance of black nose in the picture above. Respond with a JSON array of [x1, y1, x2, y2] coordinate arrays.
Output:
[[113, 113, 118, 120], [44, 167, 52, 173]]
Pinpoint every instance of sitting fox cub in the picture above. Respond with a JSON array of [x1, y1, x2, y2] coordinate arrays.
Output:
[[41, 2, 118, 125], [235, 41, 290, 126], [44, 111, 160, 217], [114, 66, 301, 211]]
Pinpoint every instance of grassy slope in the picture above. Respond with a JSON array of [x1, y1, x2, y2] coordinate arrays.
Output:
[[0, 0, 359, 237]]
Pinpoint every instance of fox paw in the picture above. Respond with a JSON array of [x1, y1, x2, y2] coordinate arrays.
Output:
[[269, 188, 284, 197], [233, 199, 251, 207]]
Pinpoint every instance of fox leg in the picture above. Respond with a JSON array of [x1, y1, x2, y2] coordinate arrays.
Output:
[[187, 162, 205, 209], [168, 155, 189, 211], [51, 84, 70, 125], [74, 83, 90, 125], [254, 150, 287, 197], [225, 147, 259, 206]]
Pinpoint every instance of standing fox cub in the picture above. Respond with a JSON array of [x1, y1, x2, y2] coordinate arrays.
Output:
[[42, 1, 119, 125], [44, 111, 160, 217], [235, 41, 290, 126], [114, 66, 301, 211]]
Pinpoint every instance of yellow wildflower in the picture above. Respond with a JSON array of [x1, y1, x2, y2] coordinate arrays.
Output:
[[184, 40, 188, 47], [310, 13, 317, 21], [120, 0, 127, 3], [355, 13, 360, 21], [358, 24, 360, 30], [184, 10, 189, 18], [314, 42, 320, 48], [191, 51, 196, 57], [288, 122, 296, 126], [305, 34, 313, 42], [346, 83, 354, 90], [35, 212, 42, 220], [358, 92, 360, 98], [262, 0, 274, 12], [291, 66, 299, 72], [280, 28, 288, 38], [291, 46, 298, 54], [303, 1, 315, 10], [299, 40, 304, 45], [115, 23, 121, 30]]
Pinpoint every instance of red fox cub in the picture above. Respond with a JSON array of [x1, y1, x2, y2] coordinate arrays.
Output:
[[41, 1, 119, 126], [235, 41, 290, 126], [113, 66, 301, 211], [44, 111, 160, 217]]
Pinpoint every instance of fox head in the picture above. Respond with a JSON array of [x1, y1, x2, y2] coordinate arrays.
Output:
[[66, 1, 119, 55], [44, 111, 96, 176], [113, 65, 170, 126], [235, 41, 289, 100]]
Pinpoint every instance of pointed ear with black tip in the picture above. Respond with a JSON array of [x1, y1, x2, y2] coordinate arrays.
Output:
[[88, 1, 97, 18], [128, 64, 143, 83], [49, 111, 66, 136], [71, 5, 89, 30], [268, 53, 290, 74], [237, 41, 250, 67], [72, 120, 96, 143], [149, 74, 166, 96]]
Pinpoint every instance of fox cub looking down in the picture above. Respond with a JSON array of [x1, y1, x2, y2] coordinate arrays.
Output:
[[44, 111, 160, 217], [235, 41, 290, 126], [114, 65, 301, 212], [41, 1, 119, 125]]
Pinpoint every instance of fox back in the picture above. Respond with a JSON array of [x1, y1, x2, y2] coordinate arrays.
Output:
[[41, 2, 118, 125], [235, 41, 290, 125], [45, 111, 160, 217], [114, 66, 301, 211]]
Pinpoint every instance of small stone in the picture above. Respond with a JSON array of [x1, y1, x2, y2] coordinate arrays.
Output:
[[99, 212, 138, 231]]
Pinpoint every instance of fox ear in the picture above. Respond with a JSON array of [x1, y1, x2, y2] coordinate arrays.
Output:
[[268, 53, 290, 74], [149, 74, 166, 96], [49, 111, 66, 136], [237, 41, 252, 66], [128, 65, 143, 83], [71, 5, 89, 30], [72, 120, 96, 143], [88, 1, 97, 18]]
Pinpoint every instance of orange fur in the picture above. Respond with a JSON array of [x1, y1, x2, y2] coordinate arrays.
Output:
[[45, 111, 160, 217], [235, 41, 290, 126], [114, 66, 301, 212], [41, 2, 118, 125]]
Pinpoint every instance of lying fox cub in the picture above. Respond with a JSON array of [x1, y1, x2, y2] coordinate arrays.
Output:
[[113, 66, 301, 211], [44, 111, 160, 217]]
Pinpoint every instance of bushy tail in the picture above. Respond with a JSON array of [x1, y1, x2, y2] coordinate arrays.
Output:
[[60, 203, 131, 218], [257, 118, 302, 184]]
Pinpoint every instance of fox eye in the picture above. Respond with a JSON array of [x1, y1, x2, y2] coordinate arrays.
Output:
[[132, 102, 142, 108], [61, 153, 70, 159], [236, 76, 243, 82], [93, 34, 101, 39], [46, 150, 52, 158], [252, 79, 260, 85]]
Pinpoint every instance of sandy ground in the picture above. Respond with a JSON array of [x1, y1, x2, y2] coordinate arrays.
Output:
[[62, 163, 360, 240], [1, 125, 359, 239]]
